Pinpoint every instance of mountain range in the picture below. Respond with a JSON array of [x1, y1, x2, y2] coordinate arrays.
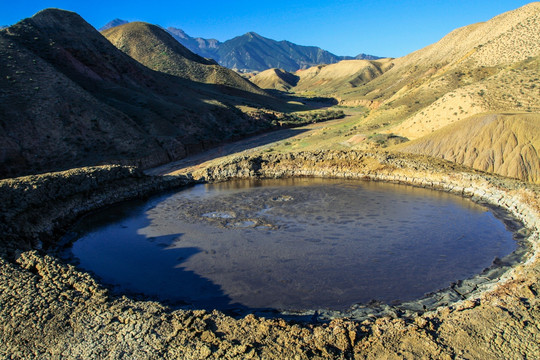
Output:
[[98, 18, 128, 31], [100, 19, 381, 72], [167, 29, 382, 73]]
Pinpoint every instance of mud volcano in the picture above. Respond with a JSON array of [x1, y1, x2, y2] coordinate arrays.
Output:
[[60, 178, 522, 315]]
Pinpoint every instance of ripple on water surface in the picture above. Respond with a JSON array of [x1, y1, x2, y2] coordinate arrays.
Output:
[[65, 178, 518, 312]]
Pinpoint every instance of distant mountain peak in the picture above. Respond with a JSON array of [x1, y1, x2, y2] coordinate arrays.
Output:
[[355, 53, 383, 60], [167, 26, 189, 39], [99, 18, 129, 31], [103, 20, 381, 72]]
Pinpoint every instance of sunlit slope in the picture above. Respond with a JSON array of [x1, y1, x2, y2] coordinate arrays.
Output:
[[250, 68, 299, 92], [332, 2, 540, 127], [261, 3, 540, 184], [393, 113, 540, 183], [391, 56, 540, 139], [102, 22, 268, 95], [251, 59, 393, 95], [293, 59, 391, 93]]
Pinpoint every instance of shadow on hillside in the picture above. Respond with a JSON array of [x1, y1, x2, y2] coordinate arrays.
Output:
[[264, 89, 339, 109], [148, 127, 310, 175]]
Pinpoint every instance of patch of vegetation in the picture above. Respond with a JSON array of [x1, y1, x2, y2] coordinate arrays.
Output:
[[367, 133, 409, 148], [277, 109, 346, 127]]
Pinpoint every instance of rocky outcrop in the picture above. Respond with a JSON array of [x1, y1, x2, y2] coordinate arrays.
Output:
[[0, 151, 539, 359]]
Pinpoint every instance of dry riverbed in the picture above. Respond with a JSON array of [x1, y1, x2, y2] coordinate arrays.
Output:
[[0, 151, 539, 359]]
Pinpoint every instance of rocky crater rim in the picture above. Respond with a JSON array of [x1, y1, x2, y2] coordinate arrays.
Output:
[[1, 151, 539, 323]]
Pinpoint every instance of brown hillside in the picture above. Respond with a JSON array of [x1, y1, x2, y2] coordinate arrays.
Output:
[[250, 68, 299, 92], [294, 59, 388, 93], [102, 22, 267, 95], [0, 9, 283, 178], [321, 2, 540, 134], [250, 59, 392, 97], [392, 2, 540, 69], [393, 113, 540, 183], [391, 55, 540, 139]]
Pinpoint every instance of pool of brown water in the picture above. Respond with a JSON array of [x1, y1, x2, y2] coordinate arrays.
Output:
[[63, 178, 518, 312]]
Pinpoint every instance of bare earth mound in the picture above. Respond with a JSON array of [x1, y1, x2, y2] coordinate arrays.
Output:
[[250, 68, 299, 92], [294, 59, 388, 93], [394, 113, 540, 183]]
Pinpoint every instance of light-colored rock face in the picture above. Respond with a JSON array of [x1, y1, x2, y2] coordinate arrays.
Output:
[[250, 60, 389, 93], [394, 113, 540, 183], [294, 60, 383, 91], [250, 68, 299, 91]]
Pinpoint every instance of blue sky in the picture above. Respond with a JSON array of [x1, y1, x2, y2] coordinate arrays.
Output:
[[1, 1, 535, 57]]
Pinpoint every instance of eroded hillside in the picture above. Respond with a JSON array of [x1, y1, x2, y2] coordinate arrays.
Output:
[[394, 113, 540, 183], [263, 2, 540, 183]]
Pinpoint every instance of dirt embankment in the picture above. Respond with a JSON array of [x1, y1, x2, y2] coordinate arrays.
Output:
[[0, 165, 193, 254], [0, 151, 539, 359]]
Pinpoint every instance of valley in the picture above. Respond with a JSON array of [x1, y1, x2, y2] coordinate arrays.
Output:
[[0, 2, 539, 359]]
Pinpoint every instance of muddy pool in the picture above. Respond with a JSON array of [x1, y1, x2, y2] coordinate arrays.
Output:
[[61, 178, 519, 313]]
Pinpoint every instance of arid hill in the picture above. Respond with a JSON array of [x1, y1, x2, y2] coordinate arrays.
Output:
[[0, 9, 285, 179], [102, 22, 267, 95], [394, 113, 540, 183], [251, 59, 394, 95], [269, 2, 540, 183], [249, 68, 300, 92], [346, 1, 540, 127]]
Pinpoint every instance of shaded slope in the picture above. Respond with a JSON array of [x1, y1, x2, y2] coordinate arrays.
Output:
[[102, 22, 267, 95], [393, 113, 540, 183], [0, 9, 280, 178]]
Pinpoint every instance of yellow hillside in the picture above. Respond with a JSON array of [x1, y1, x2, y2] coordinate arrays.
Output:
[[250, 68, 299, 92], [394, 113, 540, 183], [389, 55, 540, 139]]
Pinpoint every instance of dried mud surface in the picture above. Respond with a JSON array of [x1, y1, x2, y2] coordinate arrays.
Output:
[[1, 151, 539, 359]]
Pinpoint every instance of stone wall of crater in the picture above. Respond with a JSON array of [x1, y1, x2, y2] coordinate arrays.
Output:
[[0, 150, 539, 359]]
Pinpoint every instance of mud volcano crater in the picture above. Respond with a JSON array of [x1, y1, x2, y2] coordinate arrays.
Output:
[[59, 177, 528, 319]]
